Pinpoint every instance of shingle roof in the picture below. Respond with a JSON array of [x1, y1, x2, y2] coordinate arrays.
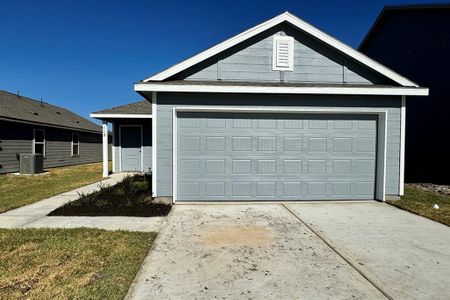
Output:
[[92, 100, 152, 115], [0, 90, 102, 133]]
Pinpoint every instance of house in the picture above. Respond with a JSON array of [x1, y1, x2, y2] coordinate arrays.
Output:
[[0, 89, 108, 174], [90, 100, 152, 177], [93, 12, 428, 202], [359, 4, 450, 184]]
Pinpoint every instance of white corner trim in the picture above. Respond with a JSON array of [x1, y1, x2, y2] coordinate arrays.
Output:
[[399, 96, 406, 196], [151, 92, 158, 197], [102, 121, 109, 178], [172, 105, 388, 202], [144, 11, 418, 87], [119, 125, 144, 172], [172, 107, 178, 202], [134, 83, 429, 96], [112, 123, 116, 173], [90, 113, 152, 119]]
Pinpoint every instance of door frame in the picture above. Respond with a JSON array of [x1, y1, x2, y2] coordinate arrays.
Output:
[[172, 106, 388, 203], [119, 124, 143, 172]]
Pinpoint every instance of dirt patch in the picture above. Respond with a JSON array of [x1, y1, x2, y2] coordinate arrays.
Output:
[[201, 225, 274, 247], [407, 183, 450, 196]]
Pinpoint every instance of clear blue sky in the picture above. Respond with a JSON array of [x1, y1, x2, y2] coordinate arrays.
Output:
[[0, 0, 441, 123]]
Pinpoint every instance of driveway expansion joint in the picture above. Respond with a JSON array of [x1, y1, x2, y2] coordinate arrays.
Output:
[[281, 203, 393, 300]]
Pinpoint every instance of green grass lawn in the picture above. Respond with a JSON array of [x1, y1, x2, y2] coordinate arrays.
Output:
[[0, 162, 108, 213], [388, 186, 450, 226], [0, 228, 155, 299]]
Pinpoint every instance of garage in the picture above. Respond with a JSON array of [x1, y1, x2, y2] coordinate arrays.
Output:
[[175, 112, 377, 201]]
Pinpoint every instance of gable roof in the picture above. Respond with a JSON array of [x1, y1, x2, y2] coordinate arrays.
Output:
[[90, 100, 152, 119], [142, 11, 418, 87], [0, 90, 102, 133], [359, 4, 450, 51]]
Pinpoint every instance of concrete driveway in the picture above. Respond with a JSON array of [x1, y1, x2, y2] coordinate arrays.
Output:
[[126, 202, 450, 300]]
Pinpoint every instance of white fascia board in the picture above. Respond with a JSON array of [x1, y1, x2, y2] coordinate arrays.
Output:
[[90, 113, 152, 119], [143, 11, 418, 87], [134, 83, 429, 96]]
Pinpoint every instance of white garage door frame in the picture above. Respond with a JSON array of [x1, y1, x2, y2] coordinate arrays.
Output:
[[172, 106, 388, 203]]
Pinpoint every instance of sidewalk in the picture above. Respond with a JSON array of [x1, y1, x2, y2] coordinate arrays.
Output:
[[0, 173, 164, 232]]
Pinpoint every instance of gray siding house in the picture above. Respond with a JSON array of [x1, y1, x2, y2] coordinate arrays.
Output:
[[96, 12, 428, 202], [359, 4, 450, 184], [0, 90, 107, 173]]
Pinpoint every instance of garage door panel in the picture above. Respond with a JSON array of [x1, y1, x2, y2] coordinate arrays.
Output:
[[177, 112, 376, 201]]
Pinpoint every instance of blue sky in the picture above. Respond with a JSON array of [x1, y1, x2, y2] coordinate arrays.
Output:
[[0, 0, 442, 123]]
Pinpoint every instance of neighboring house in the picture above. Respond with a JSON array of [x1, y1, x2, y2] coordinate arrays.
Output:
[[0, 90, 108, 174], [90, 100, 152, 175], [94, 11, 428, 202], [359, 4, 450, 184]]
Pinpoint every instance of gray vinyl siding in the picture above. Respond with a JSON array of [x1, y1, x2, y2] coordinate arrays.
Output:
[[0, 120, 105, 174], [183, 26, 390, 85], [111, 119, 152, 173], [155, 93, 401, 197]]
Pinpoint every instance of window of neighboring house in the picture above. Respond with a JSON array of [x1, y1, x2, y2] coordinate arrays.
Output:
[[33, 129, 45, 156], [72, 133, 79, 156]]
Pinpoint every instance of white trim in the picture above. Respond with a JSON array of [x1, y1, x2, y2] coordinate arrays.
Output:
[[71, 133, 80, 156], [135, 83, 428, 96], [399, 96, 406, 195], [32, 128, 46, 157], [102, 121, 109, 178], [144, 11, 418, 87], [172, 107, 178, 202], [151, 92, 157, 197], [90, 113, 152, 119], [112, 123, 116, 173], [119, 124, 144, 172], [172, 106, 388, 203]]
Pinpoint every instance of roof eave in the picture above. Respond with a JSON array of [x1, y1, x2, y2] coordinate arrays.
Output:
[[134, 82, 428, 97], [90, 113, 153, 120]]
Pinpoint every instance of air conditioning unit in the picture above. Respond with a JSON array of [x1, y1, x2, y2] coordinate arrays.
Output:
[[19, 153, 44, 174]]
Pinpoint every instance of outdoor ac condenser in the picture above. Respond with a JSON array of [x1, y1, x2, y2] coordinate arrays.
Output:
[[19, 153, 44, 174]]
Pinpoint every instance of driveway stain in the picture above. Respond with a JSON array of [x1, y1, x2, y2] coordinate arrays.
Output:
[[201, 225, 274, 247]]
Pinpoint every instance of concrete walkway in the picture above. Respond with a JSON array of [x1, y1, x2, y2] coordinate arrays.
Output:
[[0, 173, 164, 232], [126, 202, 450, 299]]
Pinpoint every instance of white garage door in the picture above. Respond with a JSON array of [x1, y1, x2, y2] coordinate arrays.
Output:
[[176, 112, 377, 201]]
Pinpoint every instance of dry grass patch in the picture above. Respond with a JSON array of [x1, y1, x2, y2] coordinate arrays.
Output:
[[0, 228, 155, 299], [0, 162, 108, 213], [388, 186, 450, 226]]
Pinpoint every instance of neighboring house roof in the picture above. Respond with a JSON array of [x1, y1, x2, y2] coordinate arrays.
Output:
[[90, 100, 152, 119], [0, 90, 102, 133], [359, 4, 450, 51], [140, 11, 419, 87]]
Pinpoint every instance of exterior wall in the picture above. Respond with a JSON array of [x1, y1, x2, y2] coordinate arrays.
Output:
[[155, 93, 401, 197], [111, 119, 152, 173], [0, 120, 106, 174], [360, 10, 450, 184], [178, 24, 391, 85]]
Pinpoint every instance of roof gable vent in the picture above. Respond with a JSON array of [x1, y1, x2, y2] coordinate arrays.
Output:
[[272, 35, 294, 71]]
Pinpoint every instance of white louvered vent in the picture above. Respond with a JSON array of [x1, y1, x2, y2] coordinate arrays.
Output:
[[272, 36, 294, 71]]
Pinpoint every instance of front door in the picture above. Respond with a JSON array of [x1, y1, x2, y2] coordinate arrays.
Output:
[[121, 126, 142, 171]]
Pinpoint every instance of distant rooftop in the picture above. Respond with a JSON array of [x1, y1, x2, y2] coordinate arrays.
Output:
[[0, 90, 102, 133]]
